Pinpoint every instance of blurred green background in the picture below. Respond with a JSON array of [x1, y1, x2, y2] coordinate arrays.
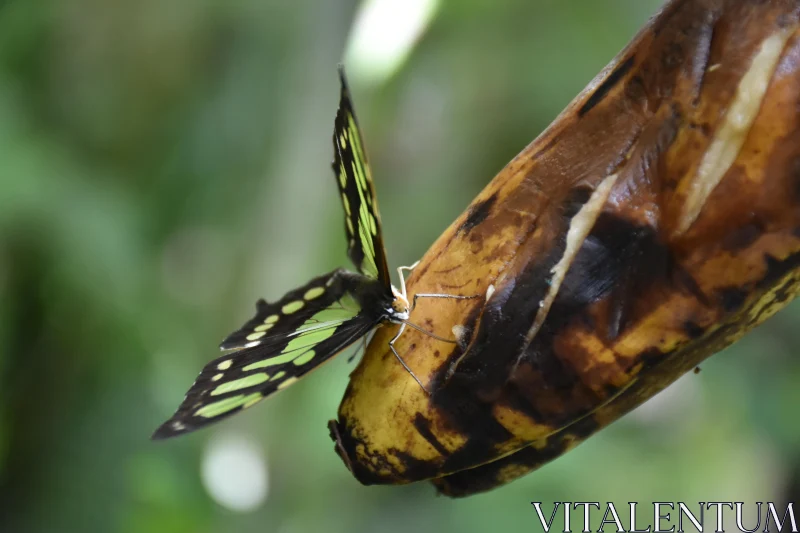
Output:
[[1, 0, 799, 532]]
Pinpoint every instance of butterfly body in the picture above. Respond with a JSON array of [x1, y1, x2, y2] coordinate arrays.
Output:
[[341, 272, 409, 325]]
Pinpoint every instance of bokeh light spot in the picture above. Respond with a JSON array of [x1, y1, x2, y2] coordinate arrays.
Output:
[[201, 433, 268, 512], [345, 0, 440, 84]]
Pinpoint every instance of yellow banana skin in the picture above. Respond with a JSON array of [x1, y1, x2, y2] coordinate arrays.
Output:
[[329, 0, 800, 496]]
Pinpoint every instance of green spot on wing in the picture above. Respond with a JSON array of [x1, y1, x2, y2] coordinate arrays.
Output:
[[304, 287, 325, 300], [242, 352, 297, 371], [283, 327, 336, 354], [195, 393, 262, 418], [240, 295, 360, 371], [242, 394, 263, 409], [293, 350, 316, 366], [210, 373, 270, 396], [282, 301, 304, 314], [311, 308, 354, 323]]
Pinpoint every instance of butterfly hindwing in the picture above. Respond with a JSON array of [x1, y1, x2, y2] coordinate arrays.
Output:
[[333, 67, 391, 286], [152, 270, 381, 439]]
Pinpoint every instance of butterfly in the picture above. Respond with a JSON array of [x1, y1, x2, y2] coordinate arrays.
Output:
[[152, 67, 473, 439]]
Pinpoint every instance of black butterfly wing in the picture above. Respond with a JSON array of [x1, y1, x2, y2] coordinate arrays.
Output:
[[152, 269, 380, 439], [333, 67, 392, 286]]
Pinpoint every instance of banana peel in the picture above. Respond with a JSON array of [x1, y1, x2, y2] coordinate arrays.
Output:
[[329, 0, 800, 497]]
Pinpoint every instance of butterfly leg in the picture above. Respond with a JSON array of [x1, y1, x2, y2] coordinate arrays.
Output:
[[398, 261, 479, 311], [410, 292, 478, 312], [388, 321, 430, 394]]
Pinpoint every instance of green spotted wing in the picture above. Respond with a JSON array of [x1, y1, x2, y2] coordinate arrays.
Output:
[[152, 269, 382, 439], [333, 67, 392, 286]]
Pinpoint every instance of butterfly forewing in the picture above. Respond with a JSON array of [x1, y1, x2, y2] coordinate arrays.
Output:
[[152, 270, 381, 439], [219, 269, 354, 351], [333, 67, 391, 286]]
